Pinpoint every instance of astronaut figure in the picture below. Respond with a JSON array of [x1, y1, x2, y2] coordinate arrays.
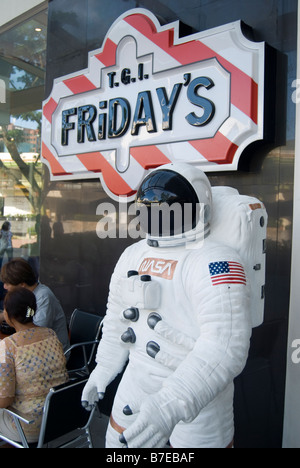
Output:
[[82, 163, 255, 448]]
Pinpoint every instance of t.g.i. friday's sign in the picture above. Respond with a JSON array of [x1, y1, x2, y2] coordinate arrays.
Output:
[[42, 9, 265, 201]]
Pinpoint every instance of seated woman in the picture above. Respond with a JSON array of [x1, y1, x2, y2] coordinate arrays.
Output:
[[0, 287, 69, 444]]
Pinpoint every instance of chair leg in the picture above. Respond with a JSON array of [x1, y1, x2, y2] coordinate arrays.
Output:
[[85, 427, 94, 448], [12, 416, 29, 448]]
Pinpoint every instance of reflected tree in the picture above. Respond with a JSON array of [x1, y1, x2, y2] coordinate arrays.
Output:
[[0, 12, 47, 216], [0, 113, 44, 215]]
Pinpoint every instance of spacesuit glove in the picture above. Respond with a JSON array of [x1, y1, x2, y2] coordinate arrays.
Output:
[[120, 389, 188, 448], [81, 364, 110, 411]]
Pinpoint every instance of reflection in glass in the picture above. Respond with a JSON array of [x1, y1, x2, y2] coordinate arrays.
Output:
[[0, 8, 47, 263]]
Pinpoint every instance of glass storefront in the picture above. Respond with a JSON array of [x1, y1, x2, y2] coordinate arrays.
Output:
[[0, 0, 297, 447], [0, 8, 47, 269]]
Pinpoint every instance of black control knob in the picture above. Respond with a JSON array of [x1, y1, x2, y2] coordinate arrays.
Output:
[[121, 327, 136, 344], [147, 313, 162, 329], [127, 270, 139, 278], [140, 275, 151, 282], [123, 307, 139, 322], [146, 341, 160, 358]]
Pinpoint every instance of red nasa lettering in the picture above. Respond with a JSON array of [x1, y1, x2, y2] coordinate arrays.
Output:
[[139, 258, 178, 280]]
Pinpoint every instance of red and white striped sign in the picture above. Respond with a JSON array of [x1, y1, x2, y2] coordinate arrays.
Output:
[[41, 8, 265, 202]]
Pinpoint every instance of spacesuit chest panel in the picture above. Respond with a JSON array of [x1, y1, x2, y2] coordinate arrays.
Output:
[[118, 243, 200, 371]]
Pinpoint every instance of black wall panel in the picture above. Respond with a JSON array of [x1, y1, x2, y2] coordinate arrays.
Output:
[[43, 0, 297, 447]]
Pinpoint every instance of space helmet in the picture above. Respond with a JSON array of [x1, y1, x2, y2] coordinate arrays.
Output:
[[135, 163, 212, 248]]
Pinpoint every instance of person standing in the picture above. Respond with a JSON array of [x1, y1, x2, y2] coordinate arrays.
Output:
[[0, 221, 13, 268]]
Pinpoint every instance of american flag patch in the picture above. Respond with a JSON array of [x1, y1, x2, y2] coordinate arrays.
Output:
[[209, 261, 246, 286]]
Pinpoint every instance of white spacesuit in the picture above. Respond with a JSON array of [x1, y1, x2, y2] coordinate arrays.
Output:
[[82, 163, 256, 448]]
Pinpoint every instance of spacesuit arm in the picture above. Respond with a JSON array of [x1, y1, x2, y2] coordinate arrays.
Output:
[[82, 250, 131, 408], [163, 270, 252, 419]]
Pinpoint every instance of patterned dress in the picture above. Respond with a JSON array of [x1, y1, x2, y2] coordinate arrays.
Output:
[[0, 327, 69, 443]]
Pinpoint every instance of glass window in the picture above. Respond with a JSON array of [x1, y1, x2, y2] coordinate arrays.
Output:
[[0, 8, 47, 267]]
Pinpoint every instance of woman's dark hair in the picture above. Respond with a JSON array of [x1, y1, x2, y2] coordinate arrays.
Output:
[[0, 258, 37, 286], [1, 221, 11, 231], [4, 287, 37, 325]]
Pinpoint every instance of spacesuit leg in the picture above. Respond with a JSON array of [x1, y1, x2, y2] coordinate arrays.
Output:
[[106, 419, 124, 448], [104, 365, 148, 448]]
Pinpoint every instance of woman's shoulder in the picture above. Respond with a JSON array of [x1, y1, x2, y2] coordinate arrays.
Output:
[[10, 326, 57, 347], [31, 326, 58, 340], [33, 327, 63, 346]]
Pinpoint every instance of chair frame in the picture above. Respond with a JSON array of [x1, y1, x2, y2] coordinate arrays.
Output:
[[65, 310, 104, 377], [0, 379, 96, 448], [65, 339, 100, 376]]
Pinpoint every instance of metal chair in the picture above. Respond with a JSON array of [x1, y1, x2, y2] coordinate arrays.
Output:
[[0, 378, 96, 448], [65, 309, 104, 377], [64, 310, 125, 421]]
